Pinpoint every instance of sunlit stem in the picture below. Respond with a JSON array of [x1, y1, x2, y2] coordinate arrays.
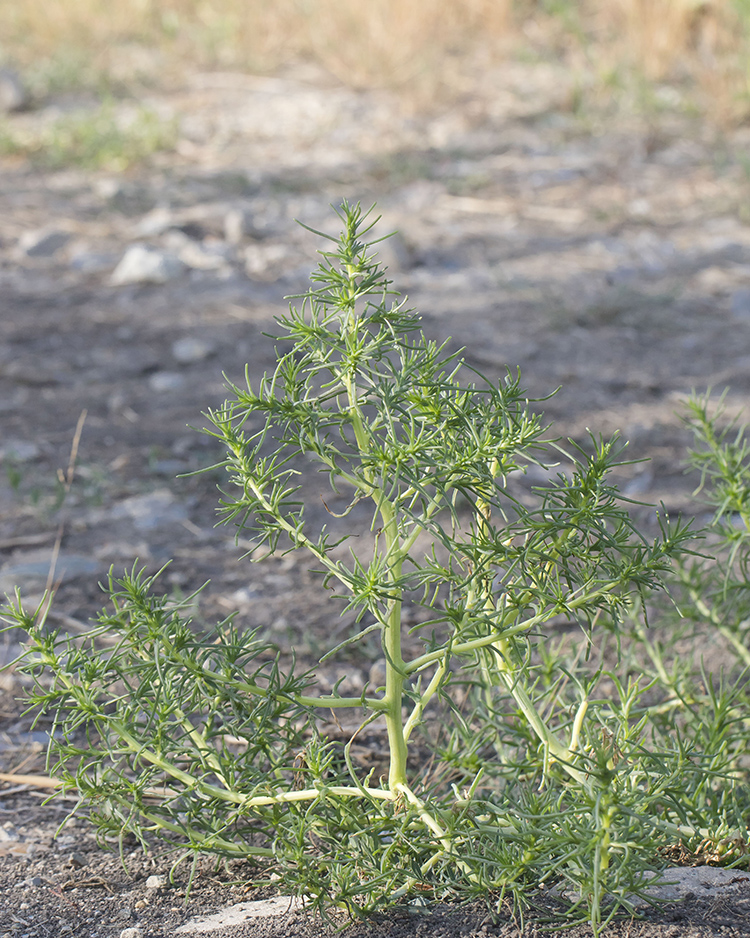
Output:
[[380, 499, 409, 790], [403, 659, 447, 743], [569, 698, 589, 753], [396, 783, 477, 881]]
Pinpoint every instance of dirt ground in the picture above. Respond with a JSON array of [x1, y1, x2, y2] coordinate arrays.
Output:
[[2, 59, 750, 937]]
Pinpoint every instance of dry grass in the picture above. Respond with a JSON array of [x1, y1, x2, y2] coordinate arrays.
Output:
[[0, 0, 748, 120]]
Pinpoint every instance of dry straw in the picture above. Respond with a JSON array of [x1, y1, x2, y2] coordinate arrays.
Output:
[[0, 1, 747, 118]]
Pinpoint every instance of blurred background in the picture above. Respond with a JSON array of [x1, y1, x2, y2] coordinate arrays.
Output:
[[1, 0, 749, 123], [0, 0, 749, 644]]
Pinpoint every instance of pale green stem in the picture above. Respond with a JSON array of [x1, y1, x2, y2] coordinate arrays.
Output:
[[50, 660, 394, 807], [493, 634, 590, 786], [396, 783, 477, 880], [135, 631, 387, 714], [127, 804, 274, 858], [104, 719, 396, 807], [379, 499, 409, 791], [403, 660, 447, 743], [405, 580, 628, 674], [335, 272, 411, 792], [569, 698, 589, 754]]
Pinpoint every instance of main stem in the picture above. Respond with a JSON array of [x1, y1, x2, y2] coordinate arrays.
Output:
[[340, 258, 408, 792], [380, 500, 408, 790]]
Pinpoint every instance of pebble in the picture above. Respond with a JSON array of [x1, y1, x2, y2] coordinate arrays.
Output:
[[556, 865, 750, 907], [175, 239, 231, 271], [229, 586, 262, 606], [369, 659, 388, 689], [18, 228, 71, 258], [224, 208, 249, 244], [119, 928, 143, 938], [0, 68, 28, 112], [0, 440, 40, 462], [145, 874, 166, 890], [0, 823, 18, 841], [149, 458, 186, 476], [69, 249, 118, 274], [148, 371, 187, 392], [94, 178, 125, 200], [176, 897, 304, 934], [0, 554, 101, 594], [730, 287, 750, 320], [110, 244, 185, 286], [132, 206, 175, 238], [171, 337, 215, 364], [117, 489, 188, 531]]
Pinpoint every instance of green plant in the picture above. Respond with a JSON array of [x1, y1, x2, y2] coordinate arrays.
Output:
[[4, 204, 749, 934], [664, 390, 750, 673], [0, 100, 176, 171]]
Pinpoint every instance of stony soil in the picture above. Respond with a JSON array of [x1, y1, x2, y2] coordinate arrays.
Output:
[[2, 59, 750, 937]]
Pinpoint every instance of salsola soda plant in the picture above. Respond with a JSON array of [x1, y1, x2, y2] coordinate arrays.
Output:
[[4, 203, 749, 934]]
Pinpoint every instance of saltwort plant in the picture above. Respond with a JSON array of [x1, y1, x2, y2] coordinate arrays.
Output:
[[4, 204, 748, 933]]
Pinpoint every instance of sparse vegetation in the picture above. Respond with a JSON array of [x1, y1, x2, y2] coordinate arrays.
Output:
[[4, 204, 750, 936], [0, 1, 748, 121], [0, 101, 177, 170]]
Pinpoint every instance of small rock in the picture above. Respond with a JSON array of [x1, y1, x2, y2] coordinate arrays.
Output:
[[224, 208, 250, 244], [179, 242, 227, 271], [23, 876, 43, 887], [731, 287, 750, 320], [68, 852, 87, 869], [110, 244, 184, 286], [556, 865, 750, 908], [694, 265, 732, 293], [269, 615, 289, 633], [18, 228, 71, 258], [0, 440, 40, 462], [230, 586, 262, 607], [628, 197, 651, 217], [145, 874, 166, 890], [132, 206, 175, 238], [150, 459, 185, 476], [0, 68, 28, 112], [148, 371, 186, 392], [167, 234, 231, 272], [0, 554, 100, 594], [94, 178, 124, 200], [171, 337, 215, 364], [119, 928, 143, 938], [176, 897, 304, 934], [117, 489, 188, 531], [93, 540, 151, 563], [69, 247, 118, 274]]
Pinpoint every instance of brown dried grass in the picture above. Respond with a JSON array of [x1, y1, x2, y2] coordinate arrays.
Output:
[[0, 0, 747, 120]]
